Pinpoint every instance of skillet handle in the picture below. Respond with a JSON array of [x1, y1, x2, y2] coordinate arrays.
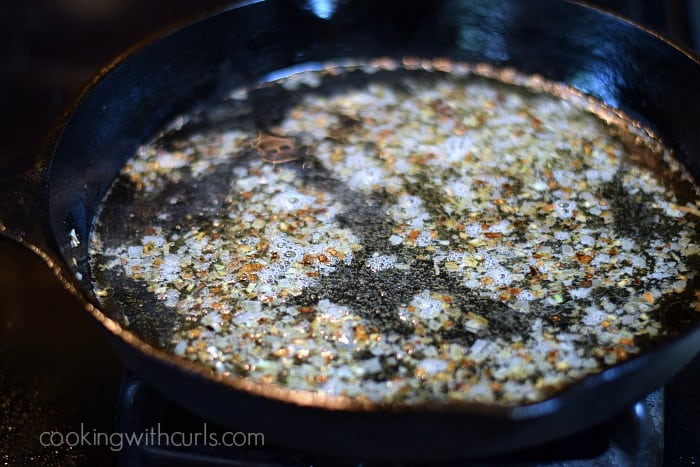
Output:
[[0, 153, 53, 254]]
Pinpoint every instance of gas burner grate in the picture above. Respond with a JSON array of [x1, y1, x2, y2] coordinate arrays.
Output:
[[115, 371, 663, 466]]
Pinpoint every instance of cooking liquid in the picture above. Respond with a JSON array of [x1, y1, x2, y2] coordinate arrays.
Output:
[[90, 61, 700, 405]]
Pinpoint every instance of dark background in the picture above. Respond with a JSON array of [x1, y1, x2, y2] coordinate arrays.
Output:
[[0, 1, 699, 465]]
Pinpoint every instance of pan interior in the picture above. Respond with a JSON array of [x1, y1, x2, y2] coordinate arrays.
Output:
[[89, 60, 700, 406]]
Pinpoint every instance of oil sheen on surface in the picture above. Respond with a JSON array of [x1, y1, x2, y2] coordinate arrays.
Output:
[[90, 60, 700, 405]]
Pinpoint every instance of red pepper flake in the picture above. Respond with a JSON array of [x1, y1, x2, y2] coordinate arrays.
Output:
[[484, 232, 503, 239], [241, 262, 264, 273], [317, 254, 330, 263], [303, 253, 316, 265], [314, 375, 328, 384], [460, 358, 476, 368], [354, 325, 368, 341], [299, 306, 314, 314], [408, 230, 420, 241], [615, 347, 628, 360], [574, 252, 593, 264], [237, 272, 257, 282], [528, 114, 542, 130]]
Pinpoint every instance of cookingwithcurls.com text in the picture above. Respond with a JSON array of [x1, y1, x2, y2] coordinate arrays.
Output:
[[39, 423, 264, 452]]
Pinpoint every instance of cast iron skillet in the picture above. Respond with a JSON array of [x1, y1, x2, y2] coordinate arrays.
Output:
[[2, 0, 700, 461]]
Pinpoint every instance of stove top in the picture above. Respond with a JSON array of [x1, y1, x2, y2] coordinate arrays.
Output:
[[1, 1, 699, 465], [115, 372, 664, 466]]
